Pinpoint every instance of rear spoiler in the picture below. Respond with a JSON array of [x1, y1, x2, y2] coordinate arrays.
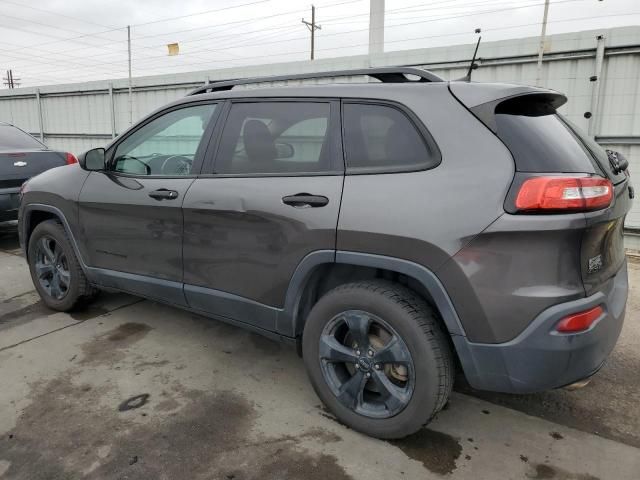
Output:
[[449, 82, 567, 133]]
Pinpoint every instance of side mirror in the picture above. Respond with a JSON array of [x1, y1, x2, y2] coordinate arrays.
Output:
[[78, 148, 106, 171], [275, 142, 295, 159]]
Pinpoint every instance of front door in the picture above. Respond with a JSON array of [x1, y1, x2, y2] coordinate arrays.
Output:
[[78, 102, 219, 304], [182, 99, 343, 332]]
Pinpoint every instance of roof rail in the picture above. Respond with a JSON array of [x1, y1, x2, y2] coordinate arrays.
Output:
[[187, 67, 443, 96]]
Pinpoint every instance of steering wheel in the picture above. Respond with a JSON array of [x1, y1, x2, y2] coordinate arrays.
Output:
[[115, 155, 151, 175], [160, 155, 192, 175]]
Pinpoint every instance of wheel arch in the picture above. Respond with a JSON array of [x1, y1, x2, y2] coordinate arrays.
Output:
[[21, 204, 85, 269], [285, 251, 467, 340]]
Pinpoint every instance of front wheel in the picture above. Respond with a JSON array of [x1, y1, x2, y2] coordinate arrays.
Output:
[[302, 280, 454, 439], [27, 220, 97, 311]]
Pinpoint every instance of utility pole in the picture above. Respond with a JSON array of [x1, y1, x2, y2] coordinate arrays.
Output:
[[3, 69, 20, 89], [127, 25, 133, 125], [535, 0, 550, 86], [368, 0, 385, 57], [302, 5, 321, 60]]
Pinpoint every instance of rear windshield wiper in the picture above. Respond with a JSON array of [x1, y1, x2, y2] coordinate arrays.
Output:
[[606, 150, 629, 174]]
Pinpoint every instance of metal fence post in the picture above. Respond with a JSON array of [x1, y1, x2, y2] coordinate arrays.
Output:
[[588, 34, 606, 137], [35, 89, 44, 142], [109, 83, 116, 139]]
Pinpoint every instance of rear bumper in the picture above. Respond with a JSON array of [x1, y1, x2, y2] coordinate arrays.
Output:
[[454, 260, 628, 393], [0, 188, 20, 221]]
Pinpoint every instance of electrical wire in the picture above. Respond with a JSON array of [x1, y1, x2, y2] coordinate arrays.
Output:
[[0, 0, 628, 84], [16, 9, 635, 85]]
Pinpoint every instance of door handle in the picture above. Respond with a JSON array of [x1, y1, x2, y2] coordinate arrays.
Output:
[[282, 193, 329, 208], [149, 188, 179, 200]]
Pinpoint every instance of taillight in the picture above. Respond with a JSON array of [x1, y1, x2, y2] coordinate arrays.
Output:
[[515, 176, 612, 212], [555, 305, 604, 333], [65, 152, 78, 165]]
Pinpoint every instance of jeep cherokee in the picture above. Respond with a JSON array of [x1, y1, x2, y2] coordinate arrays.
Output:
[[18, 67, 633, 439]]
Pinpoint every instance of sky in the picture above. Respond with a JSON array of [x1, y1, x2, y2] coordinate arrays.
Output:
[[0, 0, 638, 88]]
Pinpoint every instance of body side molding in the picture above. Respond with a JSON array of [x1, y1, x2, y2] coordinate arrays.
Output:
[[87, 267, 188, 307]]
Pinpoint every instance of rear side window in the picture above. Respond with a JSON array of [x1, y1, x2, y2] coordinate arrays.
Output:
[[215, 102, 336, 175], [0, 125, 45, 150], [342, 103, 437, 172], [494, 98, 602, 174]]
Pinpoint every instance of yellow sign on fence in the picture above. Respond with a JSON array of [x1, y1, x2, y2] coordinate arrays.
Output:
[[167, 43, 179, 56]]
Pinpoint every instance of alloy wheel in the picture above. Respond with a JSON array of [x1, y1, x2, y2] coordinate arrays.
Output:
[[33, 235, 70, 300], [319, 310, 415, 419]]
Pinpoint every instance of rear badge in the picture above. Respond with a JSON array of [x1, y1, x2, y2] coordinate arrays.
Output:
[[588, 254, 603, 274], [13, 161, 27, 167]]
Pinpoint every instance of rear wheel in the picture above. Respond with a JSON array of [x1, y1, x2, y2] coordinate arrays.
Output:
[[302, 280, 453, 439], [27, 220, 97, 311]]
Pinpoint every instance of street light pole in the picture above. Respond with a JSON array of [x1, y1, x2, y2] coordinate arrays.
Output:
[[127, 25, 133, 125], [535, 0, 550, 86]]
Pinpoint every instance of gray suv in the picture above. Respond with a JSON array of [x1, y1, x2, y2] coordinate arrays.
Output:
[[18, 68, 633, 439]]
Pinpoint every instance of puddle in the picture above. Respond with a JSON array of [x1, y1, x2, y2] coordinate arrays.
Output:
[[1, 322, 352, 479], [69, 305, 109, 321], [390, 428, 462, 475], [527, 463, 600, 480], [80, 322, 152, 366]]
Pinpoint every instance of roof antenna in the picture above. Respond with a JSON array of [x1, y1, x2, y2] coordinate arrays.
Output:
[[459, 29, 482, 82]]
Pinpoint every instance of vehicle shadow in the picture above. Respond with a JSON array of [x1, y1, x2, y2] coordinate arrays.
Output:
[[0, 221, 20, 254]]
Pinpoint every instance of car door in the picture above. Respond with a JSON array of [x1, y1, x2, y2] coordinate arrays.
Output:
[[182, 99, 343, 332], [78, 101, 220, 305]]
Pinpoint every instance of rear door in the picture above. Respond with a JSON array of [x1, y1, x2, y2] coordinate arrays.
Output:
[[78, 101, 219, 304], [182, 99, 343, 332]]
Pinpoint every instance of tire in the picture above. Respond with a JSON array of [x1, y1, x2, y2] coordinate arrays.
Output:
[[27, 219, 97, 311], [302, 280, 454, 439]]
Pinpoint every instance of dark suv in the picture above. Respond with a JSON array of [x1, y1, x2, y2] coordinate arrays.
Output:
[[18, 68, 633, 439]]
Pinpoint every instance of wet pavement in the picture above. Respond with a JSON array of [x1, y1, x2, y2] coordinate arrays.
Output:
[[1, 220, 639, 479]]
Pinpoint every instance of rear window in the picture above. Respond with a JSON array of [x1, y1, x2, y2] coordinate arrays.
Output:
[[0, 125, 45, 150], [342, 103, 438, 172], [494, 110, 602, 174]]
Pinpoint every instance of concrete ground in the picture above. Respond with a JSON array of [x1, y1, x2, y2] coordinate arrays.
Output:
[[1, 220, 639, 480]]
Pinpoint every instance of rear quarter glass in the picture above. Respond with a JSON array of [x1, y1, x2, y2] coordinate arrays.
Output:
[[494, 112, 602, 174]]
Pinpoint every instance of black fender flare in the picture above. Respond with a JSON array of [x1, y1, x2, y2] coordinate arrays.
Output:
[[21, 204, 87, 271], [282, 250, 466, 338]]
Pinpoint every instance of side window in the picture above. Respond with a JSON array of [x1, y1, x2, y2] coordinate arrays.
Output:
[[215, 102, 333, 174], [343, 103, 437, 172], [112, 103, 216, 176]]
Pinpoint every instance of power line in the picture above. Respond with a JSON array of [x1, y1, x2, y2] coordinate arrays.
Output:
[[0, 0, 361, 68], [2, 1, 626, 84], [0, 0, 118, 30], [130, 0, 271, 28], [124, 0, 586, 68], [0, 0, 284, 56], [44, 8, 632, 84], [0, 0, 526, 68], [138, 0, 550, 51], [322, 0, 541, 25]]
